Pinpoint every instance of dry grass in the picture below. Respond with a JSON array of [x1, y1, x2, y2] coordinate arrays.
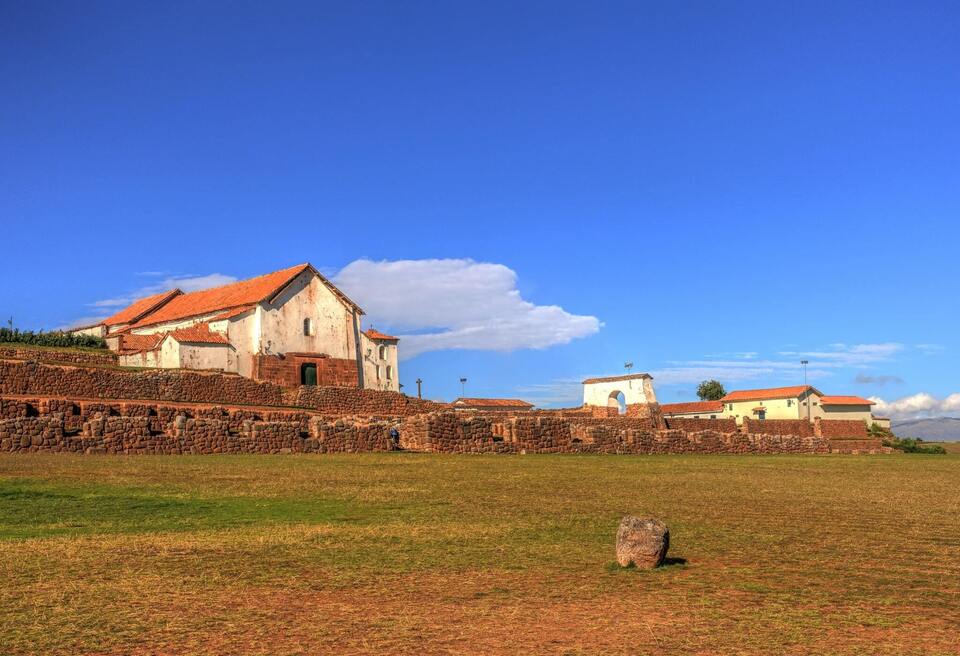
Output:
[[1, 453, 959, 655]]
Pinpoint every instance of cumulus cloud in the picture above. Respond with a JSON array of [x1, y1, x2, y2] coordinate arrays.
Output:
[[870, 393, 960, 419], [334, 258, 601, 359], [854, 373, 904, 386]]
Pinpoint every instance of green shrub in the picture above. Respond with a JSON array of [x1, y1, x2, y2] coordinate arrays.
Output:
[[0, 327, 106, 350], [882, 436, 947, 455]]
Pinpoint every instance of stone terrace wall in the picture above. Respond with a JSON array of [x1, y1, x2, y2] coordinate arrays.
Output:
[[665, 417, 738, 433], [399, 412, 834, 455], [0, 411, 393, 455], [742, 418, 814, 437], [817, 418, 869, 439], [294, 385, 445, 417], [0, 346, 117, 366], [0, 400, 886, 455], [0, 359, 286, 407]]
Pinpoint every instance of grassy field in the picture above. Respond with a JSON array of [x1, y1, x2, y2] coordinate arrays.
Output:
[[1, 454, 958, 655]]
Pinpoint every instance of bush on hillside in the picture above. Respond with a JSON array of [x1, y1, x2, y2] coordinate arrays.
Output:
[[882, 436, 946, 455], [0, 327, 107, 350]]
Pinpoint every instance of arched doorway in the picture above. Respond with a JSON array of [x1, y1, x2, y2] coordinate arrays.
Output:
[[607, 390, 626, 415], [300, 363, 318, 386]]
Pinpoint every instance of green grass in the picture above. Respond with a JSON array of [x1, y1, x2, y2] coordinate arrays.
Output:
[[1, 453, 958, 655], [0, 341, 112, 354]]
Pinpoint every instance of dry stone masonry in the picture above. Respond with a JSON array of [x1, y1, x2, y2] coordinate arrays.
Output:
[[0, 358, 889, 455]]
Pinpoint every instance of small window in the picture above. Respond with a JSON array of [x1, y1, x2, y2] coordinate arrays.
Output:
[[728, 403, 733, 410], [787, 399, 793, 407], [303, 318, 313, 336], [375, 365, 381, 380], [386, 365, 392, 380], [378, 345, 386, 359]]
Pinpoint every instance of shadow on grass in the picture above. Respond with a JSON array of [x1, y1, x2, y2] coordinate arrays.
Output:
[[605, 556, 688, 573]]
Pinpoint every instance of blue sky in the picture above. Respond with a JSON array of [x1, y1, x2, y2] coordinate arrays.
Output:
[[2, 1, 958, 417]]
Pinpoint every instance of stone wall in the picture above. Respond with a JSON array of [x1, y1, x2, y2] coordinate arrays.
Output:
[[253, 353, 358, 388], [742, 418, 815, 437], [294, 385, 444, 417], [0, 359, 286, 406], [398, 412, 835, 455], [665, 417, 738, 433], [0, 411, 394, 455], [816, 418, 869, 439], [0, 346, 117, 366]]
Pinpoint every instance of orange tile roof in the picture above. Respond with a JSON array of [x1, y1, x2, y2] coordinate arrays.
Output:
[[721, 385, 821, 402], [168, 324, 232, 345], [661, 401, 724, 415], [102, 289, 182, 327], [116, 332, 165, 353], [209, 305, 256, 322], [820, 395, 875, 406], [121, 263, 362, 329], [582, 373, 652, 384], [364, 328, 399, 341], [454, 397, 534, 408]]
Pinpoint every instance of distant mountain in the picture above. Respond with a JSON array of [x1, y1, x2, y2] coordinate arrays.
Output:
[[891, 417, 960, 442]]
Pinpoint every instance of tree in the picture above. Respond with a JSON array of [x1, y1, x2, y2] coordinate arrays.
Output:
[[697, 379, 726, 401]]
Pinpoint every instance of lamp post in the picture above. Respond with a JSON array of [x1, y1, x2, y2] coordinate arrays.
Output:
[[801, 360, 810, 420], [459, 377, 467, 398]]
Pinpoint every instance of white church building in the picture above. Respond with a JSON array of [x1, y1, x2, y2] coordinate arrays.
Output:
[[72, 263, 399, 390]]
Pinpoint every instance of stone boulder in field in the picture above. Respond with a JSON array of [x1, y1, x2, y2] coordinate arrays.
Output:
[[616, 516, 669, 569]]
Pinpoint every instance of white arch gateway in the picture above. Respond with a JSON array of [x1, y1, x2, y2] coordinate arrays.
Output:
[[582, 373, 658, 409]]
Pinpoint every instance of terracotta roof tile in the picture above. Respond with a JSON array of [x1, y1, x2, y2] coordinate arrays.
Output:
[[364, 328, 399, 341], [661, 401, 724, 415], [116, 263, 363, 330], [117, 333, 165, 353], [820, 395, 875, 406], [103, 289, 182, 327], [453, 397, 534, 408], [209, 305, 256, 322], [721, 385, 821, 402], [168, 324, 232, 345]]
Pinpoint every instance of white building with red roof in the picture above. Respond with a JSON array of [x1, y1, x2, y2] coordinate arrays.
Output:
[[71, 263, 400, 390]]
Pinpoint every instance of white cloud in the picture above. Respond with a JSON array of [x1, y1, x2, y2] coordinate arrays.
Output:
[[779, 343, 904, 366], [643, 343, 906, 389], [870, 392, 960, 419], [88, 273, 238, 309], [334, 259, 601, 359], [62, 272, 238, 329]]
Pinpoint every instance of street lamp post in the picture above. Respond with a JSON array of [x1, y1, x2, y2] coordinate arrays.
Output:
[[459, 377, 467, 398], [801, 360, 810, 420]]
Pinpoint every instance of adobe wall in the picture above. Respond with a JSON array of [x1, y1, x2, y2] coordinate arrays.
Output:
[[294, 385, 445, 417], [0, 359, 286, 406], [0, 346, 117, 367], [816, 418, 869, 439], [253, 353, 358, 388], [742, 418, 815, 437], [665, 417, 738, 433]]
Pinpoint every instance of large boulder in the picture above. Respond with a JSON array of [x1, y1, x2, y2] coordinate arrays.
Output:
[[616, 516, 669, 569]]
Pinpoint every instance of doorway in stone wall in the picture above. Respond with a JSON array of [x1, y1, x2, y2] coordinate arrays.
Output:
[[301, 363, 317, 386], [608, 390, 626, 415]]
